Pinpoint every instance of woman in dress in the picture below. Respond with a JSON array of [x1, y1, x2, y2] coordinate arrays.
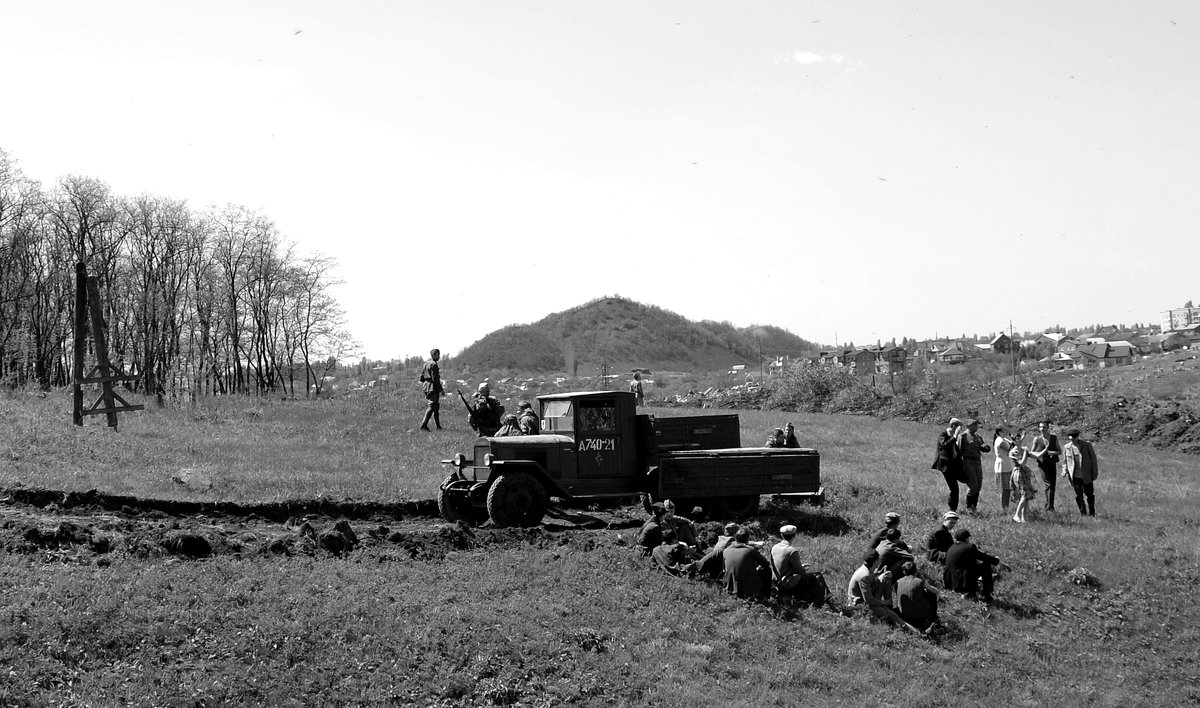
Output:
[[993, 426, 1014, 512], [1009, 429, 1036, 522]]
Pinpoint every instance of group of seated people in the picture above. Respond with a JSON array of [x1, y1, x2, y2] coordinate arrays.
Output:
[[636, 503, 1002, 635], [636, 500, 832, 608], [848, 510, 1002, 633]]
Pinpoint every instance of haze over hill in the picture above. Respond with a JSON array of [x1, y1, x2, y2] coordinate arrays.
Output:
[[453, 297, 821, 374]]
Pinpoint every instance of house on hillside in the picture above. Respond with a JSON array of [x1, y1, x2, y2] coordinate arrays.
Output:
[[991, 333, 1013, 354], [881, 345, 908, 374], [1038, 332, 1066, 348], [1041, 352, 1074, 370], [1057, 337, 1080, 355], [1150, 332, 1189, 352], [938, 341, 969, 364], [1072, 342, 1134, 369]]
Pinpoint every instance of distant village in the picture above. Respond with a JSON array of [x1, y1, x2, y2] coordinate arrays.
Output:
[[757, 304, 1200, 378]]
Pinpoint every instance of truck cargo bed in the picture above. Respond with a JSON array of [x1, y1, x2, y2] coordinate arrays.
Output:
[[658, 447, 821, 498]]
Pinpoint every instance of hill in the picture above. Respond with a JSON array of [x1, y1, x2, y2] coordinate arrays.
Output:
[[454, 296, 821, 373]]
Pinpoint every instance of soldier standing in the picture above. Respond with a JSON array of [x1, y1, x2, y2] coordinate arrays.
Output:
[[418, 348, 444, 431], [629, 372, 645, 406]]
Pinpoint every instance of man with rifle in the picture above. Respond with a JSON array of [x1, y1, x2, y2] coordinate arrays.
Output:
[[458, 382, 504, 437]]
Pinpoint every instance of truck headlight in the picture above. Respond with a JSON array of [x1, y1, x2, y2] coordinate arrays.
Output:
[[453, 453, 466, 468], [483, 453, 494, 467]]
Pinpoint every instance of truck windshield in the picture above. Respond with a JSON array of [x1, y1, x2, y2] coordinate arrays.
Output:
[[541, 400, 573, 433]]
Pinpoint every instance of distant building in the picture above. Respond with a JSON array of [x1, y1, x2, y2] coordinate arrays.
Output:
[[1161, 306, 1200, 332], [990, 333, 1013, 354]]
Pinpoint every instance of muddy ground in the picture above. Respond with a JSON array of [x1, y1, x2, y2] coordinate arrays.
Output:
[[0, 486, 650, 567]]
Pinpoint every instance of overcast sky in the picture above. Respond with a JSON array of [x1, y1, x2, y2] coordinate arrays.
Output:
[[3, 1, 1197, 359]]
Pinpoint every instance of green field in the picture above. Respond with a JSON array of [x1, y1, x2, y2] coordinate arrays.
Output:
[[1, 388, 1198, 706]]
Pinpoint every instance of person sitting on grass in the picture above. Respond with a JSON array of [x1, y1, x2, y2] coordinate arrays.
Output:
[[924, 511, 959, 564], [867, 511, 902, 552], [895, 560, 941, 635], [722, 528, 772, 601], [857, 564, 919, 634], [874, 527, 916, 577], [637, 503, 666, 556], [770, 524, 832, 608], [661, 499, 699, 548], [943, 528, 1001, 604], [651, 528, 697, 577], [847, 550, 878, 606], [691, 523, 739, 579]]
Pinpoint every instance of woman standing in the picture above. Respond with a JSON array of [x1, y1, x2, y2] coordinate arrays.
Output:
[[1009, 430, 1036, 523], [993, 427, 1014, 512]]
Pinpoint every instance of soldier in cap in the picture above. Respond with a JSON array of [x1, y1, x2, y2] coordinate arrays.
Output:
[[418, 348, 444, 431], [469, 382, 504, 437]]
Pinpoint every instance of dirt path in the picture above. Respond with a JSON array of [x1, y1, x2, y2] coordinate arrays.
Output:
[[0, 486, 646, 566]]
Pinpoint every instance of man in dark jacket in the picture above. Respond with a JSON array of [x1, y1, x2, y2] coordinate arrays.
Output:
[[418, 348, 444, 431], [722, 528, 772, 600], [943, 528, 1000, 603], [958, 419, 991, 511], [932, 418, 965, 511], [925, 511, 959, 564], [867, 511, 902, 551], [636, 503, 667, 555], [651, 528, 696, 576]]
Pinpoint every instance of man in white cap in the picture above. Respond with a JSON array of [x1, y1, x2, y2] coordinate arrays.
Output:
[[932, 417, 965, 511], [925, 511, 960, 564], [469, 382, 504, 437], [771, 524, 832, 607]]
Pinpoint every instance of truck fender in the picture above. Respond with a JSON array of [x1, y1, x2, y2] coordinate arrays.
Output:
[[486, 460, 569, 499]]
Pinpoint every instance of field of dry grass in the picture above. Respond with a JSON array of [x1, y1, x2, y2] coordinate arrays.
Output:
[[2, 386, 1199, 706]]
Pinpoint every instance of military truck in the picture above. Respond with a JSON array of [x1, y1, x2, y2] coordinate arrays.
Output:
[[438, 390, 822, 527]]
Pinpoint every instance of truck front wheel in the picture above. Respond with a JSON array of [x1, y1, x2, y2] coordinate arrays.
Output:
[[438, 476, 484, 524], [486, 471, 548, 527]]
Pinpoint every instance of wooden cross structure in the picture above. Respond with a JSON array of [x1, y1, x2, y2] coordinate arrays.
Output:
[[73, 262, 144, 428]]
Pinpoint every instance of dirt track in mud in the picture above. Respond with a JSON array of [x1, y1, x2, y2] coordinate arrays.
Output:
[[0, 487, 646, 566]]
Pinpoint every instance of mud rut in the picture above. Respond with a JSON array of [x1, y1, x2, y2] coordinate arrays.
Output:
[[0, 487, 644, 565]]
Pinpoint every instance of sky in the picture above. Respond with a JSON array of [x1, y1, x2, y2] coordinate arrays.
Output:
[[3, 1, 1197, 360]]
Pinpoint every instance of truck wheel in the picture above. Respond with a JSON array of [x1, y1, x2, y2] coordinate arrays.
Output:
[[714, 495, 760, 519], [486, 471, 548, 527], [438, 478, 481, 524]]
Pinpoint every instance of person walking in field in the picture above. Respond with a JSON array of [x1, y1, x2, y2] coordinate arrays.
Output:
[[1030, 420, 1062, 511], [932, 418, 965, 511], [958, 419, 991, 512], [418, 348, 444, 431], [993, 427, 1014, 512], [1062, 429, 1099, 517], [629, 372, 645, 406]]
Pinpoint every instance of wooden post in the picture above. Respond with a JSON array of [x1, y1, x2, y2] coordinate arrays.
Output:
[[72, 262, 144, 428]]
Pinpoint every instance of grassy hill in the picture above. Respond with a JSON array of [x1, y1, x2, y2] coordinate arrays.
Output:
[[455, 296, 821, 373]]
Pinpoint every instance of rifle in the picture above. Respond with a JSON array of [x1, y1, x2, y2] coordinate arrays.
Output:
[[457, 389, 479, 432]]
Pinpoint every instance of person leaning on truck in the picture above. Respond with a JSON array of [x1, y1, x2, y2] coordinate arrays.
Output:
[[418, 348, 444, 431], [469, 383, 504, 437]]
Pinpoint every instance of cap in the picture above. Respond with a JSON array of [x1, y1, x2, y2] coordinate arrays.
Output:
[[1067, 429, 1082, 437], [477, 382, 490, 392], [943, 511, 960, 520], [518, 400, 532, 410], [949, 417, 963, 426], [724, 522, 739, 535], [779, 524, 798, 536], [967, 418, 981, 426], [884, 512, 900, 522], [650, 501, 666, 513]]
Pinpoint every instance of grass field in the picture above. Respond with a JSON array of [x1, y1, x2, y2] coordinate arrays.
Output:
[[2, 387, 1199, 706]]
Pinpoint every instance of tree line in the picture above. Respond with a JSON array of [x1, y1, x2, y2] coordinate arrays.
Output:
[[0, 148, 354, 401]]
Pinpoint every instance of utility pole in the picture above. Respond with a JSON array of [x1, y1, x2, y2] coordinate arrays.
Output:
[[1010, 320, 1017, 383]]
